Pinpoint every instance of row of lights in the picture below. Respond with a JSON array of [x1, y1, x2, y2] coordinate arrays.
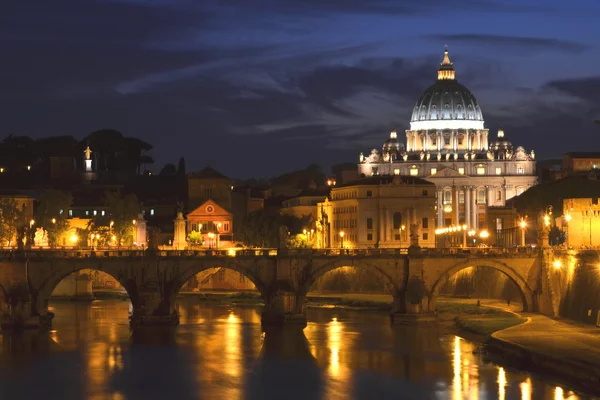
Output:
[[435, 225, 489, 239]]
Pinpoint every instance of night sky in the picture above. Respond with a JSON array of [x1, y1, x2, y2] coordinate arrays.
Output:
[[2, 0, 600, 179]]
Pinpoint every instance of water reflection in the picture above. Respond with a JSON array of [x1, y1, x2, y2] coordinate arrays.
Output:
[[0, 300, 592, 400]]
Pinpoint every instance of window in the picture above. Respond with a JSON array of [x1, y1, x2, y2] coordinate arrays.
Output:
[[101, 210, 105, 216], [517, 166, 525, 174], [393, 168, 400, 175], [372, 167, 379, 175], [495, 167, 502, 175], [422, 190, 428, 197], [393, 212, 402, 229], [430, 168, 437, 175], [85, 210, 89, 216], [477, 189, 486, 204], [395, 234, 401, 240], [150, 209, 155, 216], [93, 210, 97, 216], [59, 209, 64, 215], [444, 136, 450, 145], [459, 191, 465, 204], [204, 187, 212, 197], [367, 233, 373, 241], [422, 217, 428, 229], [68, 209, 73, 217], [366, 190, 372, 197], [444, 190, 452, 203], [476, 166, 485, 175], [496, 190, 502, 201], [366, 218, 373, 230], [410, 166, 418, 176], [458, 168, 465, 175], [423, 233, 429, 241]]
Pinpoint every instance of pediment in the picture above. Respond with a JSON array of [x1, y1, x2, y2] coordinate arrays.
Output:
[[432, 167, 466, 178], [187, 199, 231, 218]]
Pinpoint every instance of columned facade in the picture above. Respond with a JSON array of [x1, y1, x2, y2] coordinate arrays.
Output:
[[357, 48, 537, 231]]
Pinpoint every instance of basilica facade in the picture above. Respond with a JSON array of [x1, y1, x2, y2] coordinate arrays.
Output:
[[358, 49, 537, 230]]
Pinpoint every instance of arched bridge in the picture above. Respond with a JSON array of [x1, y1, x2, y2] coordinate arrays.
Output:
[[0, 247, 556, 330]]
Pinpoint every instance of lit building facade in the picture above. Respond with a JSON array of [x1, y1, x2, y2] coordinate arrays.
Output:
[[186, 199, 234, 248], [562, 198, 600, 248], [316, 175, 436, 249], [358, 49, 537, 230]]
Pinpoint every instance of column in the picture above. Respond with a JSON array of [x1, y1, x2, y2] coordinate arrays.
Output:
[[465, 187, 471, 229], [454, 187, 460, 225], [471, 187, 478, 230], [437, 188, 443, 228], [487, 186, 494, 207]]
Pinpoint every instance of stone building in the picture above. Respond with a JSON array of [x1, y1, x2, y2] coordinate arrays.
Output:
[[561, 152, 600, 176], [187, 166, 232, 211], [280, 189, 329, 226], [357, 49, 537, 230], [316, 175, 436, 249], [186, 199, 234, 248], [562, 198, 600, 248]]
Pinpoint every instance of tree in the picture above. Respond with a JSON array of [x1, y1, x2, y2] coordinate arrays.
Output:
[[237, 209, 281, 248], [187, 230, 203, 246], [177, 157, 186, 176], [93, 190, 140, 246], [160, 163, 177, 176], [35, 190, 72, 247], [0, 198, 25, 246]]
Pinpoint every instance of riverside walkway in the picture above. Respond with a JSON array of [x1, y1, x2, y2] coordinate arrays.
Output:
[[485, 300, 600, 395]]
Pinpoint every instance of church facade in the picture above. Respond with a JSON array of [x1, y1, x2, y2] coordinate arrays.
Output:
[[358, 49, 537, 230]]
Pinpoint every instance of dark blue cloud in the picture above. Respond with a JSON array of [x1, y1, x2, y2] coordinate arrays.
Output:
[[1, 0, 599, 178]]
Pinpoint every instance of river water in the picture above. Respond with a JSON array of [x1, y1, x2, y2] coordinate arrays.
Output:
[[0, 299, 594, 400]]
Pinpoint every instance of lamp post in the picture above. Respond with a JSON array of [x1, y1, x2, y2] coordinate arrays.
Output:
[[208, 232, 215, 249], [519, 219, 527, 247], [479, 230, 489, 247], [216, 222, 222, 249], [564, 213, 571, 248], [339, 231, 345, 249]]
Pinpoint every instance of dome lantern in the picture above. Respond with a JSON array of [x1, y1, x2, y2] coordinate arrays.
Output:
[[437, 47, 455, 81]]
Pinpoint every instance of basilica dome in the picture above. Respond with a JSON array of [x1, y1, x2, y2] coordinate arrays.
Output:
[[410, 49, 484, 131]]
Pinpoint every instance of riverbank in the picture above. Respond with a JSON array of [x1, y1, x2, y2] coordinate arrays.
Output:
[[487, 313, 600, 396]]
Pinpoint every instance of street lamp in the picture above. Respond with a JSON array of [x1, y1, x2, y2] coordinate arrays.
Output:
[[564, 213, 571, 247], [519, 219, 527, 247], [51, 218, 56, 224], [479, 230, 489, 247], [207, 232, 215, 249], [90, 233, 95, 250], [339, 231, 345, 249]]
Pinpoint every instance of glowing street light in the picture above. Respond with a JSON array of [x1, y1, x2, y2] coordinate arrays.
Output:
[[339, 231, 345, 249], [520, 219, 527, 247], [30, 219, 35, 228], [70, 234, 78, 244], [51, 218, 56, 224], [553, 259, 562, 269]]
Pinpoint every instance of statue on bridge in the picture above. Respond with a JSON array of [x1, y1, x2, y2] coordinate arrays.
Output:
[[33, 228, 48, 247]]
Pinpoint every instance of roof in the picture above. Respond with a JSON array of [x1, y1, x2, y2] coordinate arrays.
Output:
[[564, 152, 600, 159], [189, 166, 229, 180], [336, 175, 434, 188]]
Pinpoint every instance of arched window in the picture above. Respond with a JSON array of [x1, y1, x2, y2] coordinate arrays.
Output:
[[393, 212, 402, 230], [444, 190, 452, 204]]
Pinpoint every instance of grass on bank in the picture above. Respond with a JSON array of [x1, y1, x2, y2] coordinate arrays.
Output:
[[436, 300, 527, 337]]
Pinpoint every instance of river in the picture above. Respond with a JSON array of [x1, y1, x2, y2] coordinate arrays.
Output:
[[0, 299, 594, 400]]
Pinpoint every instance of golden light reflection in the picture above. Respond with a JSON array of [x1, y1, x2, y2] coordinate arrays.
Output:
[[520, 378, 532, 400], [555, 387, 564, 400], [328, 317, 342, 377], [216, 311, 243, 400], [452, 336, 462, 400], [498, 367, 507, 400]]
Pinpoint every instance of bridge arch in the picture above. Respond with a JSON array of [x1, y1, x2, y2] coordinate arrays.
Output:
[[428, 259, 535, 312], [298, 258, 400, 298], [34, 267, 137, 319], [166, 259, 269, 312]]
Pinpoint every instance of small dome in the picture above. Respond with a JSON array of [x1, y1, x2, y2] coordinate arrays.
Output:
[[491, 128, 513, 152], [382, 130, 405, 153], [410, 48, 484, 131]]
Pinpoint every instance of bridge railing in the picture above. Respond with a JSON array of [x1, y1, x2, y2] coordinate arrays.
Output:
[[419, 246, 540, 257]]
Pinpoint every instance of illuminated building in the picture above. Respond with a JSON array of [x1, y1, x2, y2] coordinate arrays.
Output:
[[316, 175, 436, 248], [562, 198, 600, 247], [358, 48, 537, 230], [186, 199, 234, 248]]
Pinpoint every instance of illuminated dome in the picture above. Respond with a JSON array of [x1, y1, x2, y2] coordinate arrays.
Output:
[[410, 49, 484, 131]]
